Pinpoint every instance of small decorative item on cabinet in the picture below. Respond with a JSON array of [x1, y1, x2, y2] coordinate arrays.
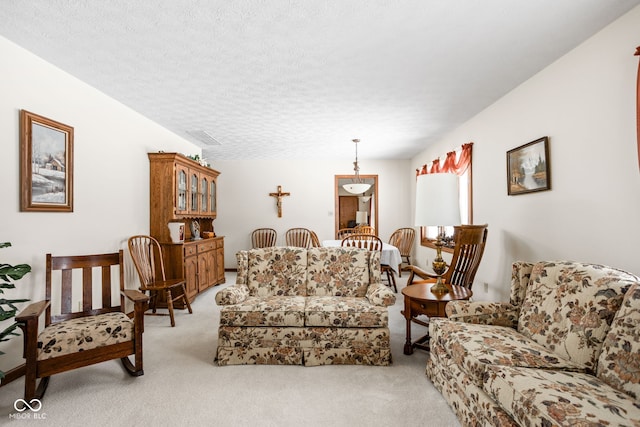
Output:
[[168, 222, 185, 243], [202, 231, 214, 238], [190, 221, 202, 240]]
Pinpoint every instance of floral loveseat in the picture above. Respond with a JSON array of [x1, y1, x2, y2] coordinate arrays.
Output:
[[427, 261, 640, 427], [214, 246, 396, 366]]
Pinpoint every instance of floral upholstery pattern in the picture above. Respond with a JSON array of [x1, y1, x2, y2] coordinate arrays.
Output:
[[430, 319, 585, 387], [427, 260, 640, 427], [445, 301, 519, 328], [214, 283, 249, 305], [306, 247, 371, 297], [246, 247, 308, 297], [219, 296, 306, 327], [216, 246, 393, 366], [484, 366, 640, 427], [597, 282, 640, 400], [305, 296, 388, 327], [37, 312, 133, 360], [365, 282, 397, 307], [518, 261, 637, 372]]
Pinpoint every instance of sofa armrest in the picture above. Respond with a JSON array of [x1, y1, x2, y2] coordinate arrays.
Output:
[[215, 284, 250, 306], [445, 301, 519, 328], [366, 282, 396, 307]]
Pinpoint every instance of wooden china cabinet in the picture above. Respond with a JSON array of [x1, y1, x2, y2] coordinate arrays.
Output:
[[148, 152, 225, 304]]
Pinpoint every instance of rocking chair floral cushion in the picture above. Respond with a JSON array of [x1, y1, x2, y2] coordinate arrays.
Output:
[[37, 312, 134, 360]]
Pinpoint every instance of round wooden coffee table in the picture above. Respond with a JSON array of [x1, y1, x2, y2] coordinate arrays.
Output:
[[401, 281, 472, 354]]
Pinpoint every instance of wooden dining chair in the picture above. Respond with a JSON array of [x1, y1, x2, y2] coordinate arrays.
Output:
[[336, 228, 354, 239], [285, 228, 312, 248], [15, 251, 149, 401], [388, 228, 416, 277], [407, 224, 488, 289], [341, 234, 396, 292], [128, 235, 193, 327], [251, 228, 277, 248], [354, 225, 376, 235], [309, 230, 321, 248]]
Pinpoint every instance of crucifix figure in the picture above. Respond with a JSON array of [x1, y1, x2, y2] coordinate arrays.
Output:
[[269, 185, 290, 218]]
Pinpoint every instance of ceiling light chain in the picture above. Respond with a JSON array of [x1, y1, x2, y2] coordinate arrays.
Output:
[[343, 138, 372, 194]]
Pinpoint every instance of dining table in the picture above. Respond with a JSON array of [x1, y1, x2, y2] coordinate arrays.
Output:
[[321, 239, 403, 273]]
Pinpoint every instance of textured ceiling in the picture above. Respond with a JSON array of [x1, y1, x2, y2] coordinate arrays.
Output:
[[1, 1, 638, 161]]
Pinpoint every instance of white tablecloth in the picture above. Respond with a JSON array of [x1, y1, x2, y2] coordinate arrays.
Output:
[[321, 240, 402, 273]]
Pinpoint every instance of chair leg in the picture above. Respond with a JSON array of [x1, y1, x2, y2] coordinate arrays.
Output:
[[181, 284, 193, 314], [165, 289, 176, 327], [149, 290, 158, 314], [386, 269, 397, 293]]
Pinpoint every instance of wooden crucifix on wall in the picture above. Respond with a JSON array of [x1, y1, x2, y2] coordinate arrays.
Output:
[[269, 185, 290, 217]]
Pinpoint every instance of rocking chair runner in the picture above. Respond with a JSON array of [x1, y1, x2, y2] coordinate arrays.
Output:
[[15, 251, 149, 401], [128, 235, 193, 327]]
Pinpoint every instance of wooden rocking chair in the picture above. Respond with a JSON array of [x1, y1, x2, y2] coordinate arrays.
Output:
[[15, 251, 148, 401]]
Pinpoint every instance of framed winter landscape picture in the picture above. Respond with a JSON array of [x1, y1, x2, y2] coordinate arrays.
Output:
[[506, 136, 550, 196], [20, 110, 74, 212]]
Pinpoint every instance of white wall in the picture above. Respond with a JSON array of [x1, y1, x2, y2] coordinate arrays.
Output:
[[411, 5, 640, 302], [214, 158, 411, 267], [0, 37, 199, 371]]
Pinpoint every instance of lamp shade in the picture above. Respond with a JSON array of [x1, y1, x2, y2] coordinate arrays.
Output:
[[356, 211, 368, 225], [343, 183, 371, 194], [414, 173, 461, 226]]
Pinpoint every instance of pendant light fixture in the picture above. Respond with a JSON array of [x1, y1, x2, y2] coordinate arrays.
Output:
[[343, 139, 372, 194]]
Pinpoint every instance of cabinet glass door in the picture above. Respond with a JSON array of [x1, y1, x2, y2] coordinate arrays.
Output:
[[176, 168, 188, 213], [201, 177, 208, 213], [190, 173, 199, 212], [210, 179, 216, 213]]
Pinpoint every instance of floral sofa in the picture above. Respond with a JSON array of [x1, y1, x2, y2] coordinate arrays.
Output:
[[427, 261, 640, 427], [214, 246, 396, 366]]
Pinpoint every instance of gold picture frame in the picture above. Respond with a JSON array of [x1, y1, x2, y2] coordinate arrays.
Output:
[[507, 136, 550, 196], [20, 110, 74, 212]]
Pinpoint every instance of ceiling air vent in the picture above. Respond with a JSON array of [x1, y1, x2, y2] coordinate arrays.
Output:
[[186, 130, 222, 146]]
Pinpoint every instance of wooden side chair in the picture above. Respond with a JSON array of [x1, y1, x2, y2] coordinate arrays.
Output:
[[336, 228, 354, 239], [15, 251, 148, 401], [285, 228, 312, 248], [354, 224, 376, 235], [341, 233, 397, 292], [389, 228, 416, 277], [128, 235, 193, 327], [309, 230, 321, 248], [408, 224, 488, 289], [251, 228, 277, 248]]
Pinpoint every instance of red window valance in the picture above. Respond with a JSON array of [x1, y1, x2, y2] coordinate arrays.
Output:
[[416, 142, 473, 177]]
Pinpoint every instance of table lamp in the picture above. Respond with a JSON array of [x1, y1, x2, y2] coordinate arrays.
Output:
[[414, 173, 461, 293]]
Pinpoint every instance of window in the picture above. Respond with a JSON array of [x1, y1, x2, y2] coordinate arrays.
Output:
[[417, 143, 473, 252]]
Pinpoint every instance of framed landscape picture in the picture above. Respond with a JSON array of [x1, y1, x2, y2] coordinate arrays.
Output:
[[20, 110, 74, 212], [507, 136, 550, 196]]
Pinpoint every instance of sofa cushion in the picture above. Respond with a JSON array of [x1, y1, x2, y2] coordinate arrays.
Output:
[[306, 247, 370, 297], [246, 247, 308, 297], [429, 319, 585, 388], [597, 282, 640, 400], [305, 296, 388, 327], [483, 365, 640, 427], [518, 261, 638, 372], [38, 312, 133, 360], [219, 296, 306, 327]]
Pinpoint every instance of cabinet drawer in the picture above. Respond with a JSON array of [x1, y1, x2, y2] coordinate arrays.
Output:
[[410, 300, 445, 318], [184, 245, 197, 257], [197, 240, 216, 252]]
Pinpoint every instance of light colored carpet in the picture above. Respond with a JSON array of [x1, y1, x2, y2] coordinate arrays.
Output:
[[1, 272, 460, 427]]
